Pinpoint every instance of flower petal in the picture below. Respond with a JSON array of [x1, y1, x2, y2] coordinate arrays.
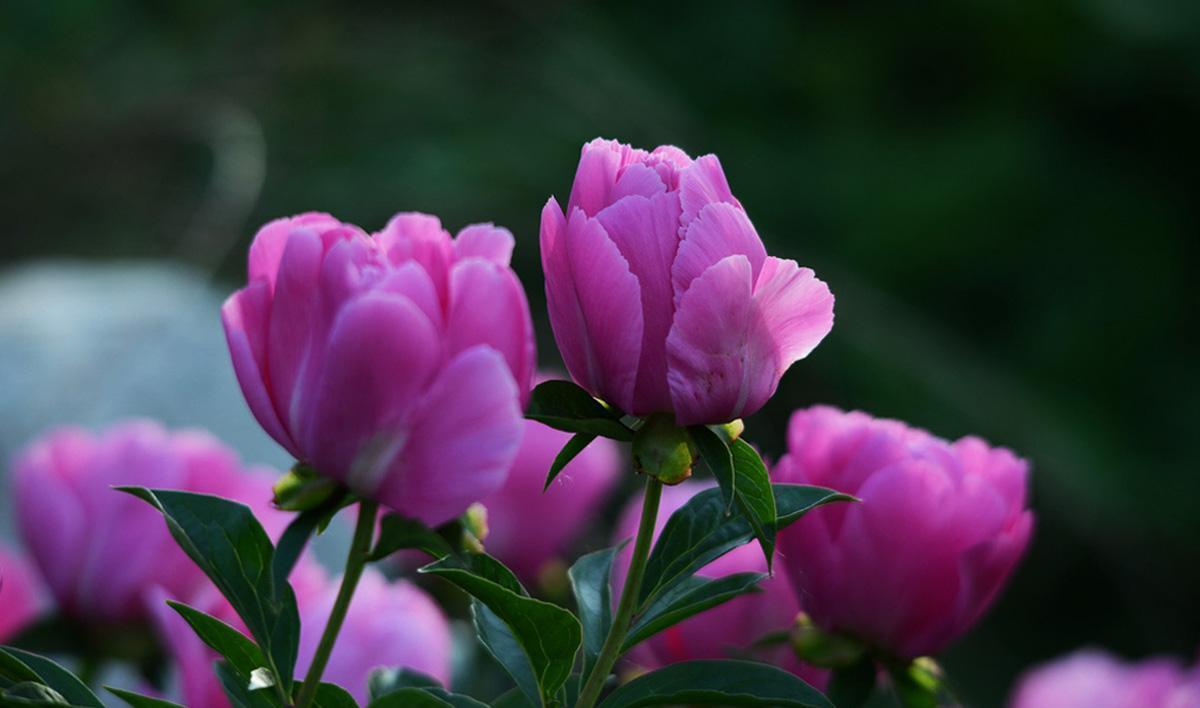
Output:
[[222, 283, 298, 456], [678, 154, 739, 228], [567, 138, 626, 217], [266, 228, 326, 436], [305, 292, 441, 493], [379, 346, 524, 525], [453, 223, 515, 266], [446, 258, 536, 403], [751, 256, 834, 367], [248, 212, 341, 289], [671, 202, 767, 304], [375, 212, 455, 305]]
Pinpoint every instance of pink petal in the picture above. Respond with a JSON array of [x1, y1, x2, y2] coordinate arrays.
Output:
[[375, 212, 455, 305], [446, 259, 536, 404], [567, 138, 626, 217], [665, 255, 773, 426], [378, 346, 524, 525], [305, 293, 442, 493], [751, 257, 835, 367], [266, 229, 326, 436], [248, 212, 341, 289], [595, 192, 682, 413], [454, 224, 515, 266], [671, 202, 766, 304], [678, 155, 738, 228], [376, 261, 445, 331], [222, 284, 299, 456], [611, 163, 668, 203]]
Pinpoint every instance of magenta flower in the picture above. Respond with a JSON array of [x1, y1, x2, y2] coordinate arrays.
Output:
[[481, 413, 622, 582], [1009, 649, 1187, 708], [152, 561, 452, 707], [222, 212, 535, 525], [612, 481, 824, 687], [540, 138, 834, 426], [775, 406, 1034, 659], [0, 544, 45, 643], [11, 420, 286, 623]]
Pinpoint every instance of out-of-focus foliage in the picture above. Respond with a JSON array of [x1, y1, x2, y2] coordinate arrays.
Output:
[[2, 1, 1197, 705]]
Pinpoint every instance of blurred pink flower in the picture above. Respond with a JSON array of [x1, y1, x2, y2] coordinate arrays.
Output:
[[11, 420, 287, 623], [481, 413, 623, 582], [222, 212, 534, 525], [0, 544, 45, 642], [775, 406, 1034, 659], [540, 138, 834, 426], [1010, 649, 1187, 708], [612, 481, 825, 688]]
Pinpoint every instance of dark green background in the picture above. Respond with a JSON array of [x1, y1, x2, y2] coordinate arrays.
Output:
[[3, 1, 1198, 705]]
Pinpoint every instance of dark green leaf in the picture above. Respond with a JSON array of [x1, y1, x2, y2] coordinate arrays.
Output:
[[104, 687, 185, 708], [420, 555, 580, 706], [272, 489, 351, 586], [1, 681, 68, 706], [0, 649, 40, 687], [729, 439, 777, 569], [525, 381, 633, 441], [369, 667, 442, 698], [689, 426, 734, 513], [827, 656, 876, 708], [624, 573, 764, 651], [639, 484, 850, 607], [370, 514, 455, 562], [472, 603, 541, 708], [0, 648, 102, 707], [595, 659, 832, 708], [488, 688, 534, 708], [543, 433, 596, 491], [367, 688, 453, 707], [118, 488, 300, 694], [165, 602, 265, 678], [567, 546, 619, 682], [419, 688, 490, 708], [310, 683, 358, 708], [214, 661, 275, 708]]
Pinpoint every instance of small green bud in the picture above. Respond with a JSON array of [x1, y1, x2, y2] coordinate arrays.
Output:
[[632, 414, 696, 484], [791, 613, 867, 668], [717, 419, 745, 443], [462, 502, 489, 554], [273, 463, 341, 512]]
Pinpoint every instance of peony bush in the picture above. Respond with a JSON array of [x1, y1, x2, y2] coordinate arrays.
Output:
[[1, 137, 1182, 708]]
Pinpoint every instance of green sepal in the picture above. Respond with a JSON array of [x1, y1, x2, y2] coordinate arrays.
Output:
[[526, 381, 634, 441]]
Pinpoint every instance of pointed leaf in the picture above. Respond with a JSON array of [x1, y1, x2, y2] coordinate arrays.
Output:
[[624, 573, 765, 651], [117, 488, 300, 693], [214, 661, 275, 708], [595, 659, 832, 708], [0, 648, 102, 707], [729, 440, 777, 568], [567, 546, 620, 681], [689, 426, 734, 513], [370, 514, 455, 562], [2, 681, 68, 705], [472, 603, 541, 708], [368, 688, 454, 707], [310, 683, 358, 708], [543, 433, 597, 491], [526, 381, 633, 441], [105, 687, 186, 708], [166, 602, 265, 678]]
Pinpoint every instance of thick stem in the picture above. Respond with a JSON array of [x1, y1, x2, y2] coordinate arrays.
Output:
[[575, 477, 663, 708], [294, 499, 379, 708]]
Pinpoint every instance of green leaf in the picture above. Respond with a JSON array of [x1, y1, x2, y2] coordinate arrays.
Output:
[[623, 573, 765, 651], [105, 687, 185, 708], [525, 381, 633, 441], [595, 659, 832, 708], [567, 546, 619, 681], [419, 689, 490, 708], [165, 602, 265, 678], [272, 489, 351, 586], [420, 555, 580, 706], [1, 681, 68, 706], [117, 488, 300, 695], [689, 426, 735, 513], [827, 656, 876, 708], [887, 659, 943, 708], [0, 649, 40, 687], [310, 683, 358, 708], [0, 648, 102, 707], [370, 514, 455, 562], [369, 667, 442, 698], [543, 433, 596, 491], [367, 688, 453, 707], [488, 688, 534, 708], [472, 602, 543, 708], [729, 439, 777, 569], [639, 484, 850, 607], [214, 661, 275, 708]]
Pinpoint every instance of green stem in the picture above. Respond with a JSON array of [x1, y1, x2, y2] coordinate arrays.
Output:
[[294, 499, 379, 708], [575, 477, 663, 708]]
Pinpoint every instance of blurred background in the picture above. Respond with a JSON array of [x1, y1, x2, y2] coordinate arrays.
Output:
[[2, 1, 1198, 705]]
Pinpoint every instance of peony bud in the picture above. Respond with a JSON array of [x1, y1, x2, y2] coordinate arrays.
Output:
[[0, 544, 45, 642], [1009, 649, 1188, 708], [612, 481, 825, 688], [480, 416, 621, 582], [222, 212, 534, 526], [11, 420, 288, 623], [775, 406, 1034, 660], [540, 138, 834, 426]]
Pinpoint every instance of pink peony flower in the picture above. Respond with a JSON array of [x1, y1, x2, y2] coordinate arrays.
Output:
[[775, 406, 1033, 659], [612, 481, 824, 687], [1010, 649, 1187, 708], [540, 138, 834, 426], [11, 420, 287, 623], [222, 212, 534, 525], [152, 561, 451, 707], [0, 544, 45, 642], [481, 413, 622, 582]]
